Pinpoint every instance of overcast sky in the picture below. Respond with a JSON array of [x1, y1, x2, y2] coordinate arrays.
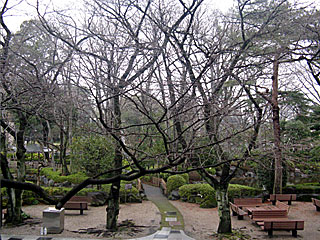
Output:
[[1, 0, 319, 32], [2, 0, 235, 32]]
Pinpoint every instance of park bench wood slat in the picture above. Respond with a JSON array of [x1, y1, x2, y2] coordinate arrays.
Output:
[[233, 198, 262, 207], [311, 198, 320, 211], [229, 202, 248, 220], [64, 196, 90, 215], [275, 201, 290, 213], [261, 220, 304, 237], [269, 194, 296, 205], [250, 209, 288, 222]]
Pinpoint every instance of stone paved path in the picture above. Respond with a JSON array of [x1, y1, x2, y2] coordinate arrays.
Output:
[[141, 184, 194, 240]]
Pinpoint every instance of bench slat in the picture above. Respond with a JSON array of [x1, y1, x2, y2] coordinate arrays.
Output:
[[64, 196, 90, 215]]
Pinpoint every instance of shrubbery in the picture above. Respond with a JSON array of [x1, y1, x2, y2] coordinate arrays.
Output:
[[102, 183, 141, 203], [179, 183, 263, 208], [228, 184, 263, 201], [40, 167, 88, 184], [283, 182, 320, 194], [179, 183, 216, 208], [167, 175, 187, 194]]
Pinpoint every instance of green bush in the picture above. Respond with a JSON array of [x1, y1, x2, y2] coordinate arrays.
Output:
[[102, 183, 141, 203], [141, 175, 152, 183], [200, 195, 217, 208], [167, 175, 187, 194], [44, 187, 98, 197], [22, 190, 39, 205], [40, 168, 88, 184], [180, 173, 189, 183], [228, 184, 263, 201], [283, 183, 320, 194], [159, 172, 171, 181], [26, 168, 38, 174], [206, 168, 216, 176], [179, 184, 215, 204], [179, 183, 263, 208]]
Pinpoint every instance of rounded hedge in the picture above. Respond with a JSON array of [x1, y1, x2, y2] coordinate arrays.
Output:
[[167, 175, 187, 194]]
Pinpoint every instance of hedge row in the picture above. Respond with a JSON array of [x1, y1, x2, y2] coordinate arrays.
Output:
[[283, 182, 320, 194], [40, 168, 88, 184], [179, 183, 263, 208]]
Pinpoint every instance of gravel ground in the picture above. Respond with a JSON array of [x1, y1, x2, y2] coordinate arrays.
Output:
[[1, 200, 320, 239]]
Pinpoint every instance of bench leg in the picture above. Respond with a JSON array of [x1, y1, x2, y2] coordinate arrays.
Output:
[[316, 206, 320, 212], [237, 215, 243, 220], [292, 230, 297, 237], [268, 229, 273, 237], [288, 200, 292, 205], [272, 200, 276, 205], [80, 209, 83, 215]]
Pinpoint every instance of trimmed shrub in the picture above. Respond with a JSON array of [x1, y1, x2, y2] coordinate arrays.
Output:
[[283, 183, 320, 194], [40, 167, 88, 184], [179, 183, 215, 204], [167, 175, 187, 194], [200, 195, 217, 208], [44, 187, 98, 197], [181, 173, 189, 183], [228, 184, 263, 201], [179, 183, 263, 208]]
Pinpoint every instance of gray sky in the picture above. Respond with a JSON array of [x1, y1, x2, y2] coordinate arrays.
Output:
[[1, 0, 319, 32], [2, 0, 235, 32]]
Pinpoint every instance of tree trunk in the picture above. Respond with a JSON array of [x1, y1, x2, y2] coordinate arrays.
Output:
[[272, 54, 282, 194], [215, 183, 232, 233], [59, 120, 70, 176], [42, 121, 50, 161], [5, 115, 27, 224], [106, 179, 121, 231], [106, 90, 122, 231]]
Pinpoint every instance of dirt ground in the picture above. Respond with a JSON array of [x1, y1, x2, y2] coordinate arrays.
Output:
[[1, 200, 320, 239], [171, 201, 320, 240]]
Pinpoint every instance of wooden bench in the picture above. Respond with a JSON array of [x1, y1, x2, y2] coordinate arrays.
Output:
[[269, 194, 296, 205], [233, 198, 263, 207], [64, 196, 90, 215], [250, 209, 288, 223], [261, 220, 304, 237], [275, 201, 290, 212], [311, 198, 320, 211], [229, 202, 248, 220]]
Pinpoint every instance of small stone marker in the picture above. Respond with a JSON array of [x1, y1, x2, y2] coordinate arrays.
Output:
[[165, 211, 177, 216], [153, 234, 168, 239], [165, 217, 177, 221]]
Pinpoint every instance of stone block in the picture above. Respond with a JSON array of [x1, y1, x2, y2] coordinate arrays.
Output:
[[42, 207, 65, 234]]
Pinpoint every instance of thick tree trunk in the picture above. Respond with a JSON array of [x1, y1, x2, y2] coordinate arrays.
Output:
[[106, 90, 122, 231], [272, 54, 282, 194], [215, 183, 231, 233], [4, 116, 27, 224], [106, 179, 121, 231]]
